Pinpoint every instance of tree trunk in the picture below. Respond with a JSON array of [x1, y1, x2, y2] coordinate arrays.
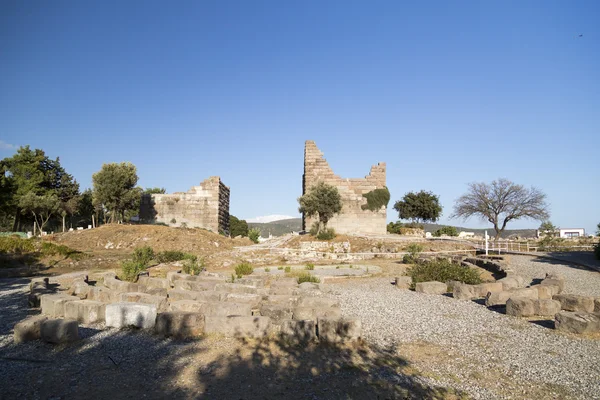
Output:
[[62, 215, 66, 232], [12, 210, 20, 232]]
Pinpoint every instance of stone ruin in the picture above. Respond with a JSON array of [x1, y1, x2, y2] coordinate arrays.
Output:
[[302, 140, 387, 235], [139, 176, 230, 235], [396, 255, 600, 334], [15, 270, 361, 344]]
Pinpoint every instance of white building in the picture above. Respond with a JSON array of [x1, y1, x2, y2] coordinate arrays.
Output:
[[537, 228, 585, 238]]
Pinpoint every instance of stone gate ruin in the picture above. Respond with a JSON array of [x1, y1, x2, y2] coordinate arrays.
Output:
[[140, 176, 230, 235], [302, 140, 387, 235]]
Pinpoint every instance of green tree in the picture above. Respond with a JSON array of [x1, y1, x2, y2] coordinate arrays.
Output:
[[538, 221, 557, 237], [144, 187, 166, 194], [92, 162, 141, 224], [452, 178, 549, 242], [57, 172, 80, 232], [229, 215, 249, 237], [596, 222, 600, 237], [19, 192, 60, 234], [74, 189, 94, 228], [393, 190, 442, 223], [298, 181, 342, 234]]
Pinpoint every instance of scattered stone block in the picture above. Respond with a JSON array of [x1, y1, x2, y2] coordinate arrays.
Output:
[[40, 319, 79, 343], [553, 294, 595, 313], [174, 280, 218, 292], [270, 278, 298, 288], [168, 289, 222, 303], [105, 303, 158, 329], [485, 288, 538, 307], [41, 294, 79, 318], [298, 282, 320, 291], [259, 304, 293, 324], [14, 315, 48, 343], [87, 286, 118, 303], [555, 311, 600, 334], [166, 271, 185, 284], [534, 299, 562, 316], [155, 312, 204, 338], [213, 283, 258, 295], [30, 277, 49, 291], [280, 319, 316, 343], [236, 277, 266, 288], [138, 276, 170, 290], [394, 276, 412, 289], [506, 298, 535, 317], [169, 300, 205, 312], [292, 307, 341, 320], [453, 284, 477, 300], [203, 301, 253, 317], [318, 318, 361, 342], [144, 287, 168, 297], [120, 292, 168, 312], [541, 278, 564, 293], [475, 282, 503, 296], [66, 280, 90, 299], [415, 281, 447, 295], [269, 286, 300, 296], [265, 295, 299, 306], [498, 276, 523, 291], [28, 287, 56, 308], [297, 297, 340, 309], [64, 300, 106, 323], [535, 284, 560, 299], [103, 277, 141, 293], [595, 298, 600, 313], [204, 316, 271, 338], [222, 293, 262, 308], [52, 272, 88, 288]]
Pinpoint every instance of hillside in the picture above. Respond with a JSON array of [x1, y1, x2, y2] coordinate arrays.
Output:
[[249, 218, 302, 237], [422, 223, 537, 239]]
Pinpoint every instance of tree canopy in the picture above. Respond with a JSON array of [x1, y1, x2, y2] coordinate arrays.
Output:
[[229, 215, 249, 237], [393, 190, 442, 223], [452, 178, 549, 241], [92, 162, 141, 223], [298, 181, 342, 233]]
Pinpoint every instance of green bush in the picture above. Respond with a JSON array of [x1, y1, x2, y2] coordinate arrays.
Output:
[[182, 255, 203, 275], [264, 267, 271, 272], [407, 259, 482, 288], [387, 221, 403, 234], [170, 218, 177, 224], [432, 226, 459, 237], [305, 263, 315, 270], [248, 228, 261, 244], [156, 250, 186, 263], [404, 222, 424, 229], [277, 266, 283, 270], [284, 266, 291, 273], [403, 243, 423, 264], [362, 187, 390, 211], [297, 272, 320, 284], [0, 237, 36, 254], [132, 246, 154, 266], [235, 262, 253, 278], [121, 260, 146, 282], [316, 228, 336, 240]]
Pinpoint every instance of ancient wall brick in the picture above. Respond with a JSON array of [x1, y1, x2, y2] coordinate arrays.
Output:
[[302, 141, 386, 235], [140, 176, 230, 235]]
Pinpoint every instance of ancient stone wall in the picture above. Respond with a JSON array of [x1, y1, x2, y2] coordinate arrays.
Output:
[[140, 176, 230, 235], [302, 141, 386, 235]]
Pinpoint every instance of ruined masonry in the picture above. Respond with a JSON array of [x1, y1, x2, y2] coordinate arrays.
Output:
[[140, 176, 230, 235], [302, 140, 387, 235]]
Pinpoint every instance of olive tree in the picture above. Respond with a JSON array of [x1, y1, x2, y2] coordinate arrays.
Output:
[[298, 181, 342, 234], [393, 190, 442, 223], [452, 178, 549, 242], [92, 162, 141, 224]]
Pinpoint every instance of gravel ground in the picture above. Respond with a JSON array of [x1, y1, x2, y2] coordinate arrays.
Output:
[[329, 255, 600, 399]]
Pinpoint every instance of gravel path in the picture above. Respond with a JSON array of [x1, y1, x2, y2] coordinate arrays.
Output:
[[328, 256, 600, 399]]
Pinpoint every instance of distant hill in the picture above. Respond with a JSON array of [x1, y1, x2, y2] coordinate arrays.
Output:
[[249, 218, 302, 237], [422, 223, 537, 239]]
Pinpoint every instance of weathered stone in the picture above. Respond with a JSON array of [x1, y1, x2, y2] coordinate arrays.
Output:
[[213, 283, 258, 295], [40, 319, 79, 343], [506, 298, 535, 317], [138, 276, 170, 290], [166, 271, 185, 284], [553, 294, 595, 313], [555, 311, 600, 334], [103, 277, 141, 293], [28, 288, 56, 307], [394, 276, 412, 289], [87, 286, 118, 303], [474, 282, 504, 296], [270, 278, 299, 288], [269, 287, 300, 296], [259, 304, 293, 324], [144, 287, 168, 297], [293, 307, 341, 320], [485, 288, 538, 307], [298, 282, 320, 291], [105, 303, 157, 329], [595, 297, 600, 313], [280, 319, 316, 343], [66, 280, 90, 299], [52, 272, 88, 288], [415, 281, 447, 295], [64, 300, 106, 323], [265, 295, 299, 306], [14, 315, 48, 343], [168, 289, 222, 303], [120, 292, 168, 312], [534, 284, 559, 299], [204, 316, 270, 338], [541, 278, 564, 293], [41, 294, 79, 318], [29, 277, 49, 291], [317, 318, 361, 342], [203, 302, 253, 317], [155, 312, 204, 338], [174, 280, 218, 292], [534, 299, 562, 316], [296, 297, 340, 309], [169, 300, 205, 312], [222, 293, 262, 308], [453, 284, 478, 300], [236, 277, 265, 288], [498, 276, 523, 291]]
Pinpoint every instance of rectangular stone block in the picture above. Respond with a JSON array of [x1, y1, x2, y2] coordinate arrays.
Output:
[[174, 280, 218, 292], [259, 304, 293, 324], [536, 284, 560, 299], [296, 297, 340, 309], [64, 300, 106, 323], [534, 299, 562, 316], [105, 303, 157, 329], [120, 292, 168, 312], [453, 284, 477, 300], [138, 276, 171, 290], [144, 287, 168, 297], [270, 278, 299, 288], [66, 280, 90, 299], [103, 277, 141, 293], [41, 294, 79, 318], [213, 283, 258, 295], [553, 294, 594, 313], [40, 319, 79, 343], [87, 286, 118, 303], [317, 318, 361, 342], [280, 319, 316, 343], [506, 298, 535, 317], [415, 281, 447, 295], [51, 272, 88, 288], [474, 282, 503, 297], [169, 300, 205, 312], [28, 288, 56, 308], [394, 276, 412, 289], [222, 293, 262, 308], [168, 289, 223, 303], [204, 316, 271, 338], [235, 277, 266, 288], [203, 301, 253, 317], [14, 315, 48, 343], [269, 287, 300, 296], [155, 312, 205, 338], [541, 277, 564, 293], [555, 311, 600, 334]]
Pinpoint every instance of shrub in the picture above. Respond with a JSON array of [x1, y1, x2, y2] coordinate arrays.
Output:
[[403, 243, 423, 264], [362, 187, 391, 211], [277, 266, 283, 270], [432, 226, 459, 237], [248, 228, 261, 244], [387, 221, 403, 234], [235, 262, 253, 278], [180, 222, 188, 229], [156, 250, 186, 263], [594, 242, 600, 260], [404, 222, 424, 229], [296, 272, 320, 284], [182, 255, 203, 275], [0, 237, 36, 254], [316, 228, 335, 240], [121, 260, 145, 282], [284, 266, 291, 273], [305, 263, 315, 270], [265, 267, 271, 272], [407, 259, 482, 288], [170, 218, 177, 224], [132, 246, 154, 266]]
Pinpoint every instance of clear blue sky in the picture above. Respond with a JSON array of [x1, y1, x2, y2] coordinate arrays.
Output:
[[1, 1, 598, 233]]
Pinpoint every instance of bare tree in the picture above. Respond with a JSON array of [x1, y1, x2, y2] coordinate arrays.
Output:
[[451, 178, 549, 242]]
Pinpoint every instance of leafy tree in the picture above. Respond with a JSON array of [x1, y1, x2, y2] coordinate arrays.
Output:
[[19, 192, 60, 234], [596, 222, 600, 237], [248, 228, 261, 244], [362, 187, 390, 211], [74, 189, 94, 228], [432, 226, 459, 237], [57, 172, 80, 232], [92, 162, 141, 223], [452, 178, 549, 242], [538, 221, 557, 237], [387, 221, 403, 234], [298, 182, 342, 234], [144, 187, 166, 194], [229, 215, 249, 237], [393, 190, 442, 223]]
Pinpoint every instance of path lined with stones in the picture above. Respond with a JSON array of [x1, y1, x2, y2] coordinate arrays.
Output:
[[330, 255, 600, 399]]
